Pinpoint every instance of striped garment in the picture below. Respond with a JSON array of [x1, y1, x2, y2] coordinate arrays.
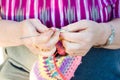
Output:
[[0, 0, 120, 28]]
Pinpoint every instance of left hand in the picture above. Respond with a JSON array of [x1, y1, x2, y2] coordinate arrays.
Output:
[[61, 20, 108, 56]]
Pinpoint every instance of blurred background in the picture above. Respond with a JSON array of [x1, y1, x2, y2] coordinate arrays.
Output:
[[0, 47, 4, 65]]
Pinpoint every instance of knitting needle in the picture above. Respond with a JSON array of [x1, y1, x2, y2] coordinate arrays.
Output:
[[20, 28, 68, 39]]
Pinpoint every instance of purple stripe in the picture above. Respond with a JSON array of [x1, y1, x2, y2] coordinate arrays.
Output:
[[60, 57, 72, 74], [38, 0, 43, 20], [80, 0, 86, 19]]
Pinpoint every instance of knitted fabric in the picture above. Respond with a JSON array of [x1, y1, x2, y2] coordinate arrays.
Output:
[[30, 42, 82, 80]]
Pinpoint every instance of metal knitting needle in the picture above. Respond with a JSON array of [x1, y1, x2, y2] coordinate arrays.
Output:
[[20, 28, 68, 39], [20, 34, 41, 39]]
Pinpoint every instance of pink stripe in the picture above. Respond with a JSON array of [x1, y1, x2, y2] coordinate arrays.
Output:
[[118, 0, 120, 17], [80, 0, 86, 19], [38, 0, 43, 20], [54, 0, 61, 28], [8, 0, 12, 20], [29, 0, 34, 18], [65, 56, 81, 80]]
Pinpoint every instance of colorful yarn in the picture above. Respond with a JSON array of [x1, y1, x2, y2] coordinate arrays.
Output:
[[30, 42, 82, 80]]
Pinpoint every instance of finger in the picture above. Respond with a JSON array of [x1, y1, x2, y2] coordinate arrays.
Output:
[[45, 30, 60, 49], [61, 21, 87, 32], [69, 50, 86, 56], [62, 40, 80, 53], [39, 46, 56, 57], [62, 40, 90, 56], [29, 19, 49, 32], [61, 32, 88, 43], [69, 44, 92, 56], [33, 29, 54, 44], [25, 44, 40, 55]]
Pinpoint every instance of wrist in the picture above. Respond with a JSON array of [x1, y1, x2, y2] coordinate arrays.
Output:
[[17, 21, 24, 45], [94, 23, 111, 46]]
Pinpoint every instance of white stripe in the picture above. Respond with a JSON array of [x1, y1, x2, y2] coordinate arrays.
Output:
[[18, 0, 22, 9], [51, 0, 55, 27], [6, 0, 9, 20], [83, 0, 89, 19], [11, 0, 15, 20], [105, 7, 108, 21], [98, 0, 103, 22], [98, 0, 103, 9], [76, 0, 81, 21], [58, 0, 64, 26], [26, 0, 31, 19], [34, 0, 38, 19], [103, 0, 108, 5]]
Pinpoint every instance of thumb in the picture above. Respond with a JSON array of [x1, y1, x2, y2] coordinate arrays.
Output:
[[61, 21, 87, 32], [29, 19, 49, 33]]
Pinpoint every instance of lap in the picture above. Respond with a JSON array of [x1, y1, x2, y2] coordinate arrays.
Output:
[[72, 48, 120, 80], [0, 58, 29, 80]]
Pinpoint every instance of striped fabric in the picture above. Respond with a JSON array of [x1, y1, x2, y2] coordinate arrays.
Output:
[[0, 0, 120, 28]]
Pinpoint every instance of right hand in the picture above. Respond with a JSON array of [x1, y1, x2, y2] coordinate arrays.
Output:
[[20, 19, 60, 56]]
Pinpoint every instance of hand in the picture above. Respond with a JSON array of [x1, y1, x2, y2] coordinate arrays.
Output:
[[61, 20, 108, 56], [20, 19, 60, 56], [38, 30, 60, 57]]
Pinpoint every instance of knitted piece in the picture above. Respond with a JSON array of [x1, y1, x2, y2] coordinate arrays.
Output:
[[30, 56, 81, 80], [30, 42, 82, 80]]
